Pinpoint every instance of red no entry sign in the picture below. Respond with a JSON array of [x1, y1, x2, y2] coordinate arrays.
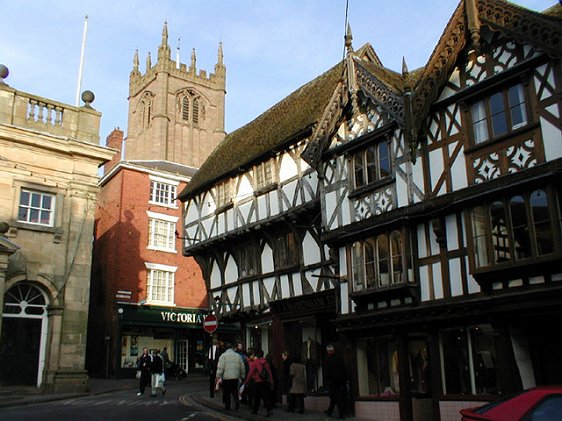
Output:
[[203, 314, 218, 333]]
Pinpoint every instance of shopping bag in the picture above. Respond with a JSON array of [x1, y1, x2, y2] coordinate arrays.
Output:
[[136, 370, 141, 379], [214, 377, 222, 392], [238, 383, 245, 399], [158, 373, 165, 388]]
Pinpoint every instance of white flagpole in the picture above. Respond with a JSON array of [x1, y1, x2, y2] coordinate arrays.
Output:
[[75, 14, 88, 106]]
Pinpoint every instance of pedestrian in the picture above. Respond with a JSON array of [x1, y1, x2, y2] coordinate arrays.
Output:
[[287, 355, 306, 413], [215, 342, 246, 411], [160, 346, 169, 376], [244, 349, 274, 417], [281, 350, 293, 396], [244, 348, 256, 409], [208, 339, 223, 398], [150, 349, 166, 396], [235, 341, 249, 405], [266, 353, 279, 406], [323, 344, 348, 419], [137, 347, 152, 396]]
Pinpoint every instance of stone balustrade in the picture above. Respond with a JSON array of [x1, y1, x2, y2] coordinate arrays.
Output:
[[0, 85, 101, 145]]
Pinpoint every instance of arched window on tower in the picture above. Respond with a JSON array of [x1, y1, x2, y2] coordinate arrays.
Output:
[[177, 90, 203, 126], [182, 97, 189, 121], [192, 97, 199, 125], [139, 92, 154, 131]]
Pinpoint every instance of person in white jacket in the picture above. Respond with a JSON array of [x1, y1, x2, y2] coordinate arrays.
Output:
[[215, 342, 246, 410]]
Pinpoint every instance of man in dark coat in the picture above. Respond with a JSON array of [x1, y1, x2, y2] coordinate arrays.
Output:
[[323, 344, 347, 419], [137, 347, 152, 396]]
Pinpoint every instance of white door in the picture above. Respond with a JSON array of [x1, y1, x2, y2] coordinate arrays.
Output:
[[177, 339, 189, 374]]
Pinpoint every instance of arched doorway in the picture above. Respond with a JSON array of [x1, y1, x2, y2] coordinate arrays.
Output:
[[1, 283, 49, 386]]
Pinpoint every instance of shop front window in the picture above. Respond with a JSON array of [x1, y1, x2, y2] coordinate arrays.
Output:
[[356, 336, 400, 397], [440, 325, 499, 395], [282, 319, 324, 392], [409, 339, 431, 395]]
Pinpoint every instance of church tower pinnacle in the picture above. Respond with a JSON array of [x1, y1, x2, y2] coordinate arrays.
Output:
[[158, 21, 171, 62], [125, 24, 226, 168]]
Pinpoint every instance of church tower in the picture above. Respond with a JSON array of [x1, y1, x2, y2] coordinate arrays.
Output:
[[125, 22, 226, 167]]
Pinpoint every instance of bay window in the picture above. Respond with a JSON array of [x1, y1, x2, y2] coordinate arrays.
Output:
[[469, 187, 561, 269], [349, 229, 411, 291]]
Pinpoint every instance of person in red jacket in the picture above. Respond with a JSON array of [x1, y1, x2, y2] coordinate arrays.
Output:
[[244, 349, 275, 417]]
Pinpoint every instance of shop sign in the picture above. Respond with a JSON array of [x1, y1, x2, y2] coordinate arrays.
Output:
[[119, 304, 205, 327], [269, 290, 336, 314]]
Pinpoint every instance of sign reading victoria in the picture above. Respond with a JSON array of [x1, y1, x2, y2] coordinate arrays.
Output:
[[118, 304, 206, 328]]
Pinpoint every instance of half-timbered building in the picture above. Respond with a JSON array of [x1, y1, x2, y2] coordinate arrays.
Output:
[[181, 1, 561, 419], [302, 1, 562, 420]]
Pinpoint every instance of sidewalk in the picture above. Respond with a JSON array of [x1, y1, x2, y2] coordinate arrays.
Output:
[[0, 376, 369, 420], [186, 389, 370, 421]]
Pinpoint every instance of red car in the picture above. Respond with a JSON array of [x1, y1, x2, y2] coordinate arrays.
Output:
[[460, 386, 562, 421]]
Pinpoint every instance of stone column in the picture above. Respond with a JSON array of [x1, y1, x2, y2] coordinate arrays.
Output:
[[0, 222, 19, 336]]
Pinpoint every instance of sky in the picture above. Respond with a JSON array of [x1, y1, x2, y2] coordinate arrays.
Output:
[[0, 0, 556, 145]]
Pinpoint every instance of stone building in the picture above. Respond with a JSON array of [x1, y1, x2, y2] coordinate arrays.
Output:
[[0, 65, 113, 392], [86, 23, 225, 378]]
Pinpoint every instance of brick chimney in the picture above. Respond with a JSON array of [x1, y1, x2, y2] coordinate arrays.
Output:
[[103, 128, 124, 175]]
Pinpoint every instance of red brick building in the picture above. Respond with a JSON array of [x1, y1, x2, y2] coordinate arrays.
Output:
[[86, 24, 226, 378]]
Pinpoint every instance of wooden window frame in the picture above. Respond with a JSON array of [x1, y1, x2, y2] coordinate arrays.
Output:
[[149, 180, 177, 207], [349, 228, 411, 292], [273, 231, 299, 271], [466, 80, 532, 148], [466, 186, 562, 273], [350, 139, 391, 192], [145, 263, 176, 305]]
